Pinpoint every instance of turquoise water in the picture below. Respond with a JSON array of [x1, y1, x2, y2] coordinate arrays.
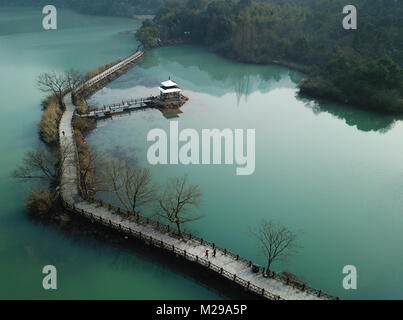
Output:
[[0, 7, 226, 299], [87, 46, 403, 300]]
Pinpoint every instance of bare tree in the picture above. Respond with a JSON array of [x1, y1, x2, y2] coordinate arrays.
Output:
[[12, 143, 74, 189], [156, 175, 203, 237], [37, 72, 69, 108], [250, 220, 301, 273], [103, 160, 156, 215], [79, 149, 106, 199], [65, 69, 85, 92]]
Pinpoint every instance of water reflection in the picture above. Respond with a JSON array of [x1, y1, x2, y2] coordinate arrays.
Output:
[[300, 96, 398, 133], [101, 45, 399, 133], [108, 46, 301, 102]]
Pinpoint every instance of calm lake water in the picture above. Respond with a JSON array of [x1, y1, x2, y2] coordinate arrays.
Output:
[[87, 46, 403, 300], [1, 7, 402, 300], [0, 7, 226, 300]]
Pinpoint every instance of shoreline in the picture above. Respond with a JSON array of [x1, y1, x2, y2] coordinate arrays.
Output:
[[153, 42, 403, 116]]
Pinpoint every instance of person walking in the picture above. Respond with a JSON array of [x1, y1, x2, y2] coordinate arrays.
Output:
[[213, 248, 216, 258], [62, 130, 65, 136], [205, 250, 209, 259]]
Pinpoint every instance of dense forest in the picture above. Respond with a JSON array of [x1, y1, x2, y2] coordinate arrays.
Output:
[[136, 0, 403, 113], [0, 0, 165, 16]]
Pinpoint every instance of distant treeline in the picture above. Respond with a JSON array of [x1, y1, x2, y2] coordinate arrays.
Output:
[[136, 0, 403, 113], [0, 0, 165, 16]]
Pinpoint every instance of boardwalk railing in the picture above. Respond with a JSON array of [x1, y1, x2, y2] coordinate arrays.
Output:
[[60, 49, 338, 301], [78, 96, 159, 118], [75, 197, 339, 301], [60, 197, 283, 301], [76, 51, 145, 91]]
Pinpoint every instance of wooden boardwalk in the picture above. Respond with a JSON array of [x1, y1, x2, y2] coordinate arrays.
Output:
[[79, 97, 157, 118], [59, 50, 337, 301]]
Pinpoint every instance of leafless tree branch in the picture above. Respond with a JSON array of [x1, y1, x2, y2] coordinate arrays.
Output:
[[250, 220, 301, 272]]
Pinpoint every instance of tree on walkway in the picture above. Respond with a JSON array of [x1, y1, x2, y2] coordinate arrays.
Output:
[[65, 69, 85, 93], [156, 175, 203, 237], [12, 144, 74, 189], [79, 149, 106, 199], [250, 220, 301, 273], [37, 71, 69, 108], [37, 69, 84, 108], [103, 159, 156, 216]]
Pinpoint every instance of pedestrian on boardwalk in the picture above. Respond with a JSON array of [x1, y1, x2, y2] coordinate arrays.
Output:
[[62, 131, 65, 136], [205, 250, 209, 259], [213, 248, 216, 257]]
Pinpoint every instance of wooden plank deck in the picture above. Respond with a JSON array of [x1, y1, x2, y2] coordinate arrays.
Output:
[[79, 97, 156, 118]]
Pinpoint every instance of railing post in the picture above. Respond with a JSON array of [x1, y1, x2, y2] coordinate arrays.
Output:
[[249, 261, 252, 267], [208, 261, 211, 268], [318, 290, 322, 298], [224, 249, 227, 255], [200, 238, 203, 245], [247, 281, 250, 289], [262, 288, 265, 296], [233, 275, 236, 281], [220, 268, 223, 274], [236, 254, 239, 261]]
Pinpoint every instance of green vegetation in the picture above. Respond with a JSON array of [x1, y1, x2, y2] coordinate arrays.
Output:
[[136, 0, 403, 113], [135, 21, 159, 49]]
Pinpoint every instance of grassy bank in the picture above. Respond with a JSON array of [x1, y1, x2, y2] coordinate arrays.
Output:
[[38, 95, 63, 147]]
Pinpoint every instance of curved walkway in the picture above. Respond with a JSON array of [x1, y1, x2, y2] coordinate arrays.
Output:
[[59, 50, 332, 301]]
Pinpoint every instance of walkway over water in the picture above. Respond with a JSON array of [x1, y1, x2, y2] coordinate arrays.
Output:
[[79, 97, 157, 118], [59, 50, 336, 300]]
